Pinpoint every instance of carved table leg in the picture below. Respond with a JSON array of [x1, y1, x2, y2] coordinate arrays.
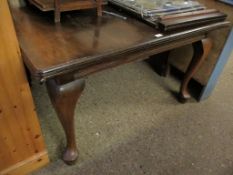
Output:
[[46, 77, 85, 164], [179, 38, 212, 103]]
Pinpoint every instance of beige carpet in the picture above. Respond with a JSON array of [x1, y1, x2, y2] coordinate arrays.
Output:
[[31, 53, 233, 175]]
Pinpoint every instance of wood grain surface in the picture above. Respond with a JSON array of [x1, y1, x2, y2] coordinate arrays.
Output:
[[0, 0, 49, 174], [11, 6, 229, 82], [158, 12, 227, 31], [28, 0, 104, 11]]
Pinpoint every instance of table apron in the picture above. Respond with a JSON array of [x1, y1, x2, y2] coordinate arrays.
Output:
[[66, 34, 206, 80]]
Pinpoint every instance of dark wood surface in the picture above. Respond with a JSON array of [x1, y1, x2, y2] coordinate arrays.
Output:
[[11, 6, 229, 82], [158, 11, 227, 31], [46, 76, 85, 164], [28, 0, 103, 22], [159, 9, 218, 20], [28, 0, 101, 11]]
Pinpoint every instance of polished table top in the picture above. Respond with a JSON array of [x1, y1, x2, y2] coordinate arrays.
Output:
[[11, 5, 229, 81]]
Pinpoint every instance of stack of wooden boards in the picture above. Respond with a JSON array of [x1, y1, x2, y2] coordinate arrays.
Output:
[[158, 9, 227, 32], [108, 0, 227, 32]]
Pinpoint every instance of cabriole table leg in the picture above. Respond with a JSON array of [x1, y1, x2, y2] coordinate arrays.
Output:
[[46, 77, 85, 165], [179, 38, 212, 103]]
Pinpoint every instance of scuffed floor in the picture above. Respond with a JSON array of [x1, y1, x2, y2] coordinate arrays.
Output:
[[31, 51, 233, 174]]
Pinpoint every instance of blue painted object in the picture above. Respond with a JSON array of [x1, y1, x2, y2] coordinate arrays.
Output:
[[199, 27, 233, 101], [218, 0, 233, 6]]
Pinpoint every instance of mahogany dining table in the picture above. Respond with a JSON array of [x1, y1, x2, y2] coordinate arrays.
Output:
[[11, 4, 230, 164]]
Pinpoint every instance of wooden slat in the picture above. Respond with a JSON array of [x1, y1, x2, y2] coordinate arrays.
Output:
[[158, 12, 227, 31], [0, 0, 49, 174], [159, 9, 218, 20]]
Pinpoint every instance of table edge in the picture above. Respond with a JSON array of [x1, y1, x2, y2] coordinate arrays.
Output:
[[23, 21, 230, 82]]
